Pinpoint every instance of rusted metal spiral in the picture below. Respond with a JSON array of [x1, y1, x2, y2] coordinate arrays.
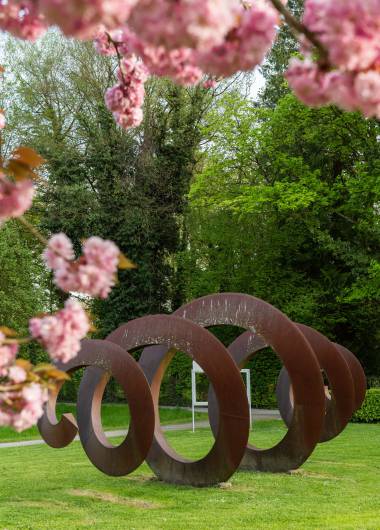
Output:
[[38, 293, 366, 486]]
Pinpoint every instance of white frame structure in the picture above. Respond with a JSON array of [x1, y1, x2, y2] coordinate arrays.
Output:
[[191, 361, 252, 432]]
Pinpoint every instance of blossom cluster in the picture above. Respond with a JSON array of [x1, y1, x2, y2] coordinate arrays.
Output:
[[197, 1, 279, 78], [0, 381, 48, 432], [2, 0, 380, 122], [0, 172, 34, 221], [0, 332, 18, 377], [103, 1, 279, 127], [0, 225, 122, 433], [127, 0, 236, 52], [0, 229, 124, 431], [105, 55, 149, 128], [1, 0, 280, 129], [38, 0, 137, 40], [123, 30, 203, 86], [29, 298, 90, 363], [0, 333, 47, 432], [0, 1, 46, 41], [0, 298, 89, 431], [44, 233, 120, 299], [286, 0, 380, 119]]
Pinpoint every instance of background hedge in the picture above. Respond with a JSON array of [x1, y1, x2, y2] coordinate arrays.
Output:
[[367, 376, 380, 389], [351, 389, 380, 423]]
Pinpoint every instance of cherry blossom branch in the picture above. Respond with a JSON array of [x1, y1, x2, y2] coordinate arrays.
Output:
[[106, 32, 128, 84], [268, 0, 329, 64], [17, 215, 48, 246], [2, 337, 32, 345]]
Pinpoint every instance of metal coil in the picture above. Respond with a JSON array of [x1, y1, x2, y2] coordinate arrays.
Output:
[[38, 293, 366, 486]]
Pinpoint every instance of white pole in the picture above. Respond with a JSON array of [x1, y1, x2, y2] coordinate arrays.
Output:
[[246, 370, 252, 429], [191, 369, 196, 432]]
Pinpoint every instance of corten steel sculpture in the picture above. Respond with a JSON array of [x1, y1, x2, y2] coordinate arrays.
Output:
[[38, 293, 366, 487]]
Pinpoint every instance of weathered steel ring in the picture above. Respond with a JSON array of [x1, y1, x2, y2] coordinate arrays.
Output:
[[333, 343, 366, 411], [174, 293, 326, 472], [106, 314, 250, 486], [37, 380, 78, 449], [38, 339, 155, 476], [276, 323, 356, 442]]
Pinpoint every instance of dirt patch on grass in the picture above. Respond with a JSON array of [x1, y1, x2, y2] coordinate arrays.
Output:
[[126, 475, 161, 484], [289, 469, 355, 482], [67, 489, 160, 508], [7, 499, 70, 509], [313, 459, 367, 468]]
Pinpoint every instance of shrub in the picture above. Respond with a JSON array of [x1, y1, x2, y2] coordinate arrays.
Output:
[[248, 349, 281, 409], [351, 389, 380, 423], [367, 376, 380, 389]]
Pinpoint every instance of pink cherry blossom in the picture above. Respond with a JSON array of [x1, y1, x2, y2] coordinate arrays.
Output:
[[29, 298, 89, 363], [0, 382, 48, 432], [43, 232, 75, 270], [286, 58, 332, 107], [0, 173, 34, 220], [128, 0, 237, 51], [287, 59, 380, 118], [0, 1, 46, 41], [44, 234, 121, 298], [94, 29, 115, 56], [303, 0, 380, 72], [286, 0, 380, 118], [354, 71, 380, 116], [0, 332, 18, 377], [38, 0, 137, 40], [55, 262, 111, 298], [2, 0, 379, 128], [83, 236, 120, 274], [203, 79, 217, 90], [8, 365, 27, 384], [197, 2, 279, 78], [105, 55, 148, 129], [132, 40, 202, 86], [0, 111, 5, 129], [113, 28, 204, 86], [94, 28, 120, 56]]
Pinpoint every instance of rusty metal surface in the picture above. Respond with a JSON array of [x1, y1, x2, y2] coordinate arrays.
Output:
[[37, 293, 366, 486], [276, 324, 356, 443], [107, 315, 249, 486], [37, 378, 78, 449], [173, 293, 326, 472], [38, 339, 155, 476], [173, 294, 365, 471], [333, 343, 367, 410]]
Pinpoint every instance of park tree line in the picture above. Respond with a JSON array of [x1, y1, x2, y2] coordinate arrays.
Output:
[[1, 19, 379, 404]]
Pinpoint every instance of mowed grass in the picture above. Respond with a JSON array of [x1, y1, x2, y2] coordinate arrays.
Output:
[[0, 404, 206, 443], [0, 421, 379, 529]]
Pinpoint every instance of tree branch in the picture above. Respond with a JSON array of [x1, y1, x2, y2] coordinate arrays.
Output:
[[268, 0, 329, 65], [17, 215, 48, 247]]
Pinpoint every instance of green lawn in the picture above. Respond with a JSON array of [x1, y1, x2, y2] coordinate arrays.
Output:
[[0, 421, 379, 529], [0, 404, 206, 443]]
